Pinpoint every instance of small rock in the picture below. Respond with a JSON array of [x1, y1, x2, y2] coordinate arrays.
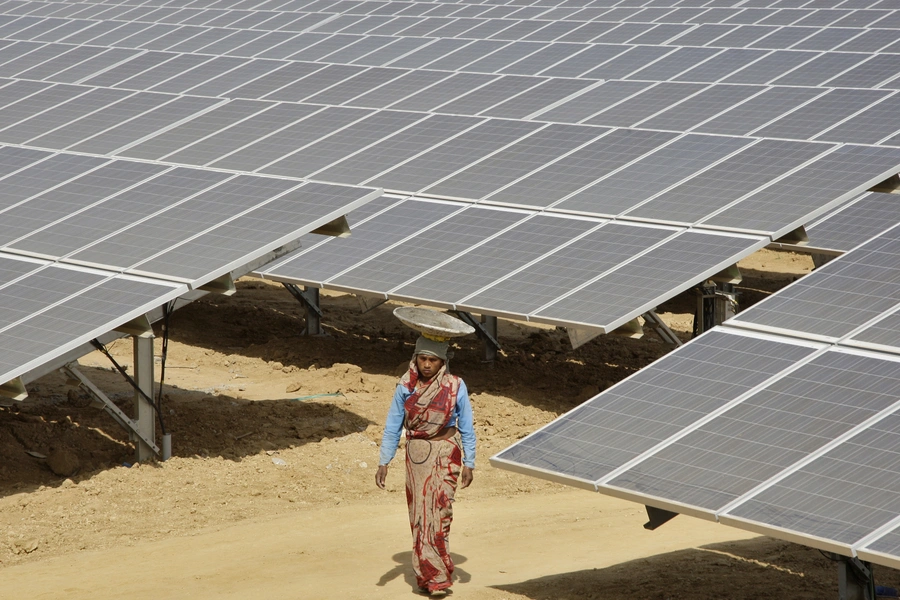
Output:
[[286, 382, 303, 394], [271, 457, 287, 466], [271, 361, 283, 371], [359, 462, 368, 469], [47, 447, 80, 477], [15, 539, 38, 554], [61, 478, 76, 489]]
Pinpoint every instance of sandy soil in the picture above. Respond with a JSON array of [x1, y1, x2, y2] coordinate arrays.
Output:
[[1, 248, 896, 599]]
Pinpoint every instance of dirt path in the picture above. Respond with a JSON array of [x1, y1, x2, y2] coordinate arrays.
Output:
[[0, 489, 765, 600]]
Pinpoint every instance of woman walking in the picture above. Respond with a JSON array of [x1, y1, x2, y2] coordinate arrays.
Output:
[[376, 309, 476, 597]]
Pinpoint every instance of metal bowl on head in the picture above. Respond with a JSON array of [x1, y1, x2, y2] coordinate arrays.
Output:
[[393, 307, 475, 341]]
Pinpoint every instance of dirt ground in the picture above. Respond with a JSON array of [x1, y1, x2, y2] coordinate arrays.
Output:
[[1, 248, 897, 599]]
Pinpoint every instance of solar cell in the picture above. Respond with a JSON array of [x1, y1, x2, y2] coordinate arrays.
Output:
[[303, 67, 408, 105], [13, 45, 106, 81], [387, 38, 473, 68], [538, 43, 631, 77], [70, 95, 223, 156], [771, 51, 870, 86], [492, 329, 819, 483], [130, 183, 378, 284], [791, 27, 864, 50], [422, 124, 602, 200], [627, 46, 723, 80], [637, 84, 761, 131], [693, 86, 826, 136], [0, 160, 168, 247], [582, 45, 678, 79], [720, 50, 819, 83], [65, 175, 301, 272], [346, 69, 453, 108], [0, 273, 185, 385], [804, 193, 900, 253], [225, 61, 329, 100], [672, 48, 768, 82], [537, 79, 653, 123]]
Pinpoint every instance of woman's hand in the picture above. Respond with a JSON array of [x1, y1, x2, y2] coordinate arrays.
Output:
[[460, 466, 474, 489], [375, 465, 388, 489]]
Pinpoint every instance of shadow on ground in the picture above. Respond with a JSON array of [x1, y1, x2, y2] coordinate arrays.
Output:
[[493, 536, 900, 600]]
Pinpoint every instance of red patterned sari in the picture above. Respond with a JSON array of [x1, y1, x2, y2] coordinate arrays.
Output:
[[400, 359, 462, 594]]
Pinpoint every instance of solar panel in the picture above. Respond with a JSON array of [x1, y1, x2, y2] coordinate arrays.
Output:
[[390, 214, 601, 306], [458, 222, 676, 319], [260, 199, 462, 286], [533, 230, 765, 330], [731, 223, 900, 340], [803, 192, 900, 254], [422, 124, 604, 201], [552, 133, 752, 216], [367, 119, 543, 193], [327, 206, 528, 294], [492, 329, 820, 485], [624, 139, 831, 225], [608, 349, 900, 514], [704, 144, 900, 235]]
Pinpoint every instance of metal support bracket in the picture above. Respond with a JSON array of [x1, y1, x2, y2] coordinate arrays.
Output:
[[643, 311, 683, 346], [197, 273, 236, 296], [311, 215, 351, 238], [114, 314, 153, 338], [870, 173, 900, 194], [709, 263, 742, 285], [60, 363, 159, 455], [773, 225, 809, 246], [0, 376, 27, 403], [567, 326, 605, 350], [283, 283, 325, 336], [644, 505, 678, 530], [835, 554, 874, 600], [454, 311, 501, 361]]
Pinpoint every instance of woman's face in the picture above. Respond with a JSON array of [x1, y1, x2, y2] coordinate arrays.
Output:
[[416, 354, 444, 379]]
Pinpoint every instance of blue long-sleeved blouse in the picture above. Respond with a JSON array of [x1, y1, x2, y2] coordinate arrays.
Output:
[[378, 379, 476, 469]]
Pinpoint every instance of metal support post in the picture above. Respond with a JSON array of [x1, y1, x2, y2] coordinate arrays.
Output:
[[133, 335, 156, 463], [481, 314, 498, 362], [453, 311, 501, 362], [283, 283, 325, 336], [836, 555, 874, 600]]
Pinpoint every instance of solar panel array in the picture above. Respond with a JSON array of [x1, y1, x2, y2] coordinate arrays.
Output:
[[0, 0, 894, 580], [0, 138, 379, 388], [495, 217, 900, 571]]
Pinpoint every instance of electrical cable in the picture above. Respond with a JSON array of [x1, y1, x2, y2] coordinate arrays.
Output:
[[90, 335, 167, 435], [155, 300, 174, 436]]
